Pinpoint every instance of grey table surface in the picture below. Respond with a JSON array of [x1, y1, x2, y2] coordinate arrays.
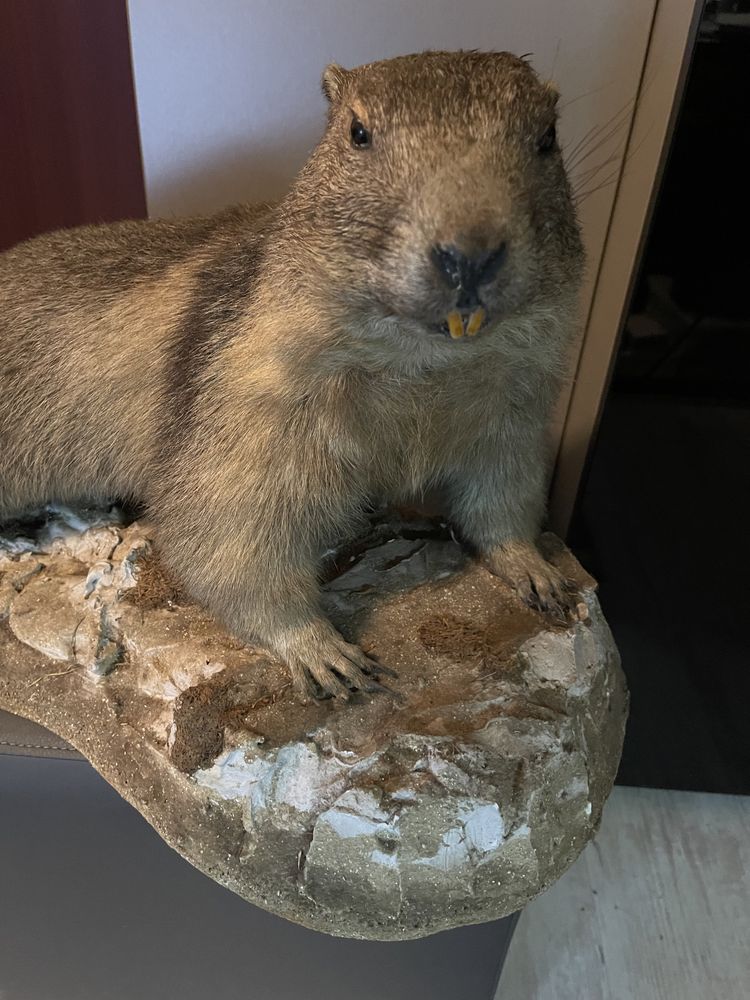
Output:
[[0, 741, 517, 1000]]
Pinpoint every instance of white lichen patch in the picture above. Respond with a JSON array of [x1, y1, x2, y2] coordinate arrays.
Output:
[[195, 741, 359, 838], [519, 629, 578, 689], [1, 509, 146, 676], [462, 801, 505, 854], [194, 747, 273, 801]]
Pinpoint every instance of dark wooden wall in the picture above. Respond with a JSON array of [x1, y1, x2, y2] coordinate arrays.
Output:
[[0, 0, 147, 252]]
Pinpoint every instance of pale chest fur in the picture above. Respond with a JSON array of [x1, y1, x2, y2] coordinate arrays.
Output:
[[347, 359, 519, 497], [322, 306, 572, 499]]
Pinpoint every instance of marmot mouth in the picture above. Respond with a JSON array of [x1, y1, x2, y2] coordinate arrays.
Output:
[[437, 307, 487, 340]]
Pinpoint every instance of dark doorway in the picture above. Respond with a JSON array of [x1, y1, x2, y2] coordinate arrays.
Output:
[[570, 2, 750, 795]]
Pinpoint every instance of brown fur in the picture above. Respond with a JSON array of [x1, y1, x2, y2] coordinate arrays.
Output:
[[0, 51, 585, 698]]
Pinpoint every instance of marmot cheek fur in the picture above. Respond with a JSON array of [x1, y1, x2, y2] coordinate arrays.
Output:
[[0, 51, 585, 699]]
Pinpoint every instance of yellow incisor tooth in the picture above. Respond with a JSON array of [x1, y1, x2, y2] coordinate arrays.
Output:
[[466, 307, 486, 337], [447, 311, 464, 339]]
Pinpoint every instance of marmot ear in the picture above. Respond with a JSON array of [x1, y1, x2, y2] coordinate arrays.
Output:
[[322, 63, 349, 104]]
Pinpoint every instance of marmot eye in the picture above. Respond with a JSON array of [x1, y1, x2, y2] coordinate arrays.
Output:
[[350, 118, 371, 148], [538, 123, 557, 154]]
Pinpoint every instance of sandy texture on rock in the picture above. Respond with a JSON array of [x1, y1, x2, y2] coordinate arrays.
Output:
[[0, 506, 627, 939]]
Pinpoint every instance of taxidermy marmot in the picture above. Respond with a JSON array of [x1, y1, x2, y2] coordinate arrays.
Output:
[[0, 51, 585, 699]]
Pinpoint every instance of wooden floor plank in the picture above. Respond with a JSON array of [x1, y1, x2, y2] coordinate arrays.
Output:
[[497, 786, 750, 1000]]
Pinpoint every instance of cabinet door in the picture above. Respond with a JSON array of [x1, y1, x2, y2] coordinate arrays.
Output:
[[550, 0, 703, 532], [0, 0, 145, 251]]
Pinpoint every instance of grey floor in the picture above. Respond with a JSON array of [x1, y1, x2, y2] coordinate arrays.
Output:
[[496, 786, 750, 1000]]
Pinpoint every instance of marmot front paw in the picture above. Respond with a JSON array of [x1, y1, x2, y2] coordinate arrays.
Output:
[[274, 620, 395, 702], [484, 540, 578, 621]]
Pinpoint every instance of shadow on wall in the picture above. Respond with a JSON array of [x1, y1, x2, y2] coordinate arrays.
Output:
[[145, 130, 322, 218]]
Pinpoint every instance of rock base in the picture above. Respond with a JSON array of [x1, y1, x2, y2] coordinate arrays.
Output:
[[0, 506, 627, 940]]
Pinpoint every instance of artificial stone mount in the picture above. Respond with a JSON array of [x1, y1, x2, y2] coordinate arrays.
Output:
[[0, 506, 627, 940]]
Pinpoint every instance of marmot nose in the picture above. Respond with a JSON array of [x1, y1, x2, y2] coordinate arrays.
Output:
[[431, 242, 507, 301]]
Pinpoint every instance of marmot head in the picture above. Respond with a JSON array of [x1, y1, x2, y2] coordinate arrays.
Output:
[[294, 51, 584, 344]]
